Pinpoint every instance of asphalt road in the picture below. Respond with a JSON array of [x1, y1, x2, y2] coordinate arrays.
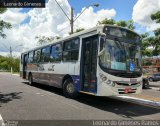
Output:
[[142, 81, 160, 97], [0, 73, 160, 122]]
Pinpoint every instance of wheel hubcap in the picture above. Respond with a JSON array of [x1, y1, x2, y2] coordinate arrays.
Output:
[[66, 83, 74, 93], [29, 76, 32, 84]]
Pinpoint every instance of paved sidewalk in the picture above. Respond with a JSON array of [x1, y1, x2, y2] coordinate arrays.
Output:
[[116, 93, 160, 109], [129, 94, 160, 102], [0, 72, 19, 76]]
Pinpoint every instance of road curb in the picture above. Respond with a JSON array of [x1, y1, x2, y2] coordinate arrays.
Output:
[[150, 87, 160, 91], [0, 72, 19, 77], [113, 96, 160, 109], [12, 74, 19, 76]]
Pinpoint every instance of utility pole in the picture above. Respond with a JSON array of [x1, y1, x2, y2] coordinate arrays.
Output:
[[54, 0, 99, 34], [70, 7, 74, 34], [10, 46, 13, 73], [10, 46, 12, 58]]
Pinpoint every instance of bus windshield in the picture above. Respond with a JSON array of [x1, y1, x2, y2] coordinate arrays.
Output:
[[99, 38, 141, 72]]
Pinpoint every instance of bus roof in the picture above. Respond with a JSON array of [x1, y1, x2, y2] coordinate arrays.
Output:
[[21, 25, 140, 54]]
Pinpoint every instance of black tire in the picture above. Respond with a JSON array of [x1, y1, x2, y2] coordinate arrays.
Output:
[[28, 73, 34, 86], [63, 78, 78, 99], [143, 80, 149, 89]]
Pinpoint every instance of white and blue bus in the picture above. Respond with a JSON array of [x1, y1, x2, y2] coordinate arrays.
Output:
[[20, 25, 142, 98]]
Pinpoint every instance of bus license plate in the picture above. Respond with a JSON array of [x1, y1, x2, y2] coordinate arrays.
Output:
[[124, 88, 132, 93]]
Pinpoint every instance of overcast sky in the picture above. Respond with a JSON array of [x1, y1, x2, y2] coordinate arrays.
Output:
[[0, 0, 160, 56]]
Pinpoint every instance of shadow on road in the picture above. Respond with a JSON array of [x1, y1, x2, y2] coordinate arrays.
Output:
[[150, 85, 160, 88], [0, 92, 22, 107], [23, 82, 160, 119], [77, 94, 160, 119]]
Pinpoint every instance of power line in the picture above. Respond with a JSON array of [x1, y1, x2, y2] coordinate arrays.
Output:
[[56, 24, 70, 34], [1, 43, 9, 51], [54, 0, 70, 21], [54, 0, 99, 34]]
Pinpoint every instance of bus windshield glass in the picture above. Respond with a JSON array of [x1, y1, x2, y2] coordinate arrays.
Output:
[[99, 38, 141, 72], [104, 26, 141, 42]]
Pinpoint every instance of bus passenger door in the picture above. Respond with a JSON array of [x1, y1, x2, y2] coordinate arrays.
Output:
[[23, 54, 28, 79], [81, 35, 98, 93]]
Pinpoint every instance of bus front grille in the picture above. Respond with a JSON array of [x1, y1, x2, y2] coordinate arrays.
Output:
[[116, 83, 138, 86], [118, 88, 137, 94]]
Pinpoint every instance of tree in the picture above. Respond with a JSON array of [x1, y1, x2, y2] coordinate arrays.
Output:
[[116, 20, 127, 27], [151, 11, 160, 23], [97, 18, 135, 30], [141, 33, 160, 57], [0, 8, 12, 38], [0, 8, 7, 14], [35, 35, 61, 45], [151, 11, 160, 37], [75, 28, 85, 33], [0, 55, 20, 72], [141, 33, 152, 57], [98, 18, 115, 25], [69, 28, 85, 34], [141, 11, 160, 57], [126, 20, 135, 30], [150, 11, 160, 56]]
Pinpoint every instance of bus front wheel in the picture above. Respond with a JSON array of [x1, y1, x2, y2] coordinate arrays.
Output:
[[63, 79, 78, 99]]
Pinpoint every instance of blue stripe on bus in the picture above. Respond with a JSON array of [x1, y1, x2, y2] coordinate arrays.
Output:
[[71, 75, 81, 92], [71, 75, 97, 94]]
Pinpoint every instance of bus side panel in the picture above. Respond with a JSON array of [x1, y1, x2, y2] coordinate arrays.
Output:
[[73, 61, 81, 92], [70, 75, 81, 92]]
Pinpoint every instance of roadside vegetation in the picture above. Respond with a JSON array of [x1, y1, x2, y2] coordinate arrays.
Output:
[[0, 55, 20, 73]]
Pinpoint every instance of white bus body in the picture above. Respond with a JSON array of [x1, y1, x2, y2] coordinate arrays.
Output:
[[20, 25, 142, 98]]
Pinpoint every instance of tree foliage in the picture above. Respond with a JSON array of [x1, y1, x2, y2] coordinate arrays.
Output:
[[35, 35, 61, 45], [69, 28, 85, 34], [141, 11, 160, 57], [0, 8, 7, 14], [97, 18, 135, 30], [98, 19, 115, 25], [0, 8, 12, 38], [126, 20, 135, 30], [75, 28, 85, 33], [0, 55, 20, 72], [151, 11, 160, 23]]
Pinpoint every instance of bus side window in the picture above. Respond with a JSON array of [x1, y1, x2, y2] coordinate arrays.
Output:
[[24, 54, 28, 64], [50, 44, 62, 62], [41, 46, 50, 63], [63, 38, 79, 62], [28, 51, 34, 63], [34, 49, 41, 63]]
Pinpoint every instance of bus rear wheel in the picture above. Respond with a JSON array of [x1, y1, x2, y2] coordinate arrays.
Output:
[[63, 78, 78, 99], [28, 74, 34, 86]]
